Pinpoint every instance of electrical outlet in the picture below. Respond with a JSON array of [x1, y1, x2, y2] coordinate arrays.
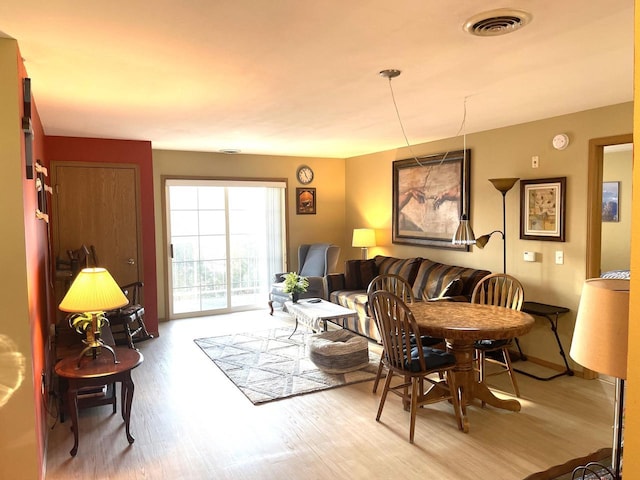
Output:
[[532, 156, 539, 168]]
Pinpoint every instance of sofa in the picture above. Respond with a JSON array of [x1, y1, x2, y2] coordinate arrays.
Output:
[[325, 255, 491, 342]]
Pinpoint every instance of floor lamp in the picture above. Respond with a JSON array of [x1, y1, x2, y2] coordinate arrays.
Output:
[[570, 278, 629, 479], [474, 178, 519, 273]]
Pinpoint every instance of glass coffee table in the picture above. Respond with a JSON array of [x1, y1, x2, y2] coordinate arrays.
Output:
[[284, 298, 358, 338]]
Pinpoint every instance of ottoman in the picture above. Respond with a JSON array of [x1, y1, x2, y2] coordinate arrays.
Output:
[[308, 330, 370, 374]]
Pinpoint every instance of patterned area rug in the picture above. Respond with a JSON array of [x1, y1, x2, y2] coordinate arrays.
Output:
[[194, 327, 380, 405]]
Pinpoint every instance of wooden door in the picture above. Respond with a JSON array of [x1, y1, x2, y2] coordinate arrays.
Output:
[[52, 162, 142, 290]]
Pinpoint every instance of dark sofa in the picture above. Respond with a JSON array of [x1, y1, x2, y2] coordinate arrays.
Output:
[[325, 255, 491, 342]]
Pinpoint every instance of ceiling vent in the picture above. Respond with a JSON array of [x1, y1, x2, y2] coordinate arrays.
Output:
[[463, 9, 532, 37]]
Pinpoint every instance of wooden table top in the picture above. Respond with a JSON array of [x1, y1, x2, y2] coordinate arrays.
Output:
[[410, 301, 535, 341], [55, 347, 143, 379]]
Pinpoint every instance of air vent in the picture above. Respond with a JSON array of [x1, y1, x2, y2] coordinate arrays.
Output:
[[464, 9, 532, 37]]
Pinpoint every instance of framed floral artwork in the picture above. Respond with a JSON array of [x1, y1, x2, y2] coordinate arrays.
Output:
[[520, 177, 566, 241]]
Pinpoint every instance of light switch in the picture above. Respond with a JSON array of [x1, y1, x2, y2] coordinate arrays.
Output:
[[555, 250, 564, 265], [532, 156, 539, 168]]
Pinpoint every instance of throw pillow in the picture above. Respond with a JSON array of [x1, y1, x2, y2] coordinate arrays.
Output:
[[344, 259, 378, 290], [438, 277, 464, 298]]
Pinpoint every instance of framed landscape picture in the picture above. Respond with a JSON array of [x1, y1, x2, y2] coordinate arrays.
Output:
[[392, 149, 470, 250], [602, 181, 619, 222], [520, 177, 566, 241]]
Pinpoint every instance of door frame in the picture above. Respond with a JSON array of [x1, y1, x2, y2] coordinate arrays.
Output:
[[586, 134, 633, 278]]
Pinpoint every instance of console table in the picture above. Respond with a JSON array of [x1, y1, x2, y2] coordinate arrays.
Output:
[[55, 347, 143, 456], [516, 301, 574, 381]]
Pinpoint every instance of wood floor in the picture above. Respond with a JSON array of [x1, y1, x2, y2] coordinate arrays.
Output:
[[44, 309, 614, 480]]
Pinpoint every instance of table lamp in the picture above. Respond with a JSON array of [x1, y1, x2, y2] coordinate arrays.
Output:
[[352, 228, 376, 260], [59, 267, 128, 366], [570, 278, 629, 479]]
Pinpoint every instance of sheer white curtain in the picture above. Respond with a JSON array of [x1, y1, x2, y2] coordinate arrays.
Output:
[[165, 178, 286, 318]]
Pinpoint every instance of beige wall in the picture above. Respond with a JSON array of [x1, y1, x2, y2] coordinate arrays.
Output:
[[345, 102, 633, 367], [152, 150, 346, 320], [0, 39, 40, 480], [602, 148, 632, 272]]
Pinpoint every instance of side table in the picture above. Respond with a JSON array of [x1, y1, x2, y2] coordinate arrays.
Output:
[[516, 301, 574, 381], [55, 347, 144, 456]]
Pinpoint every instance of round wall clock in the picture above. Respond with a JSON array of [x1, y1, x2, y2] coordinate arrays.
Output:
[[552, 133, 569, 150], [296, 165, 314, 184]]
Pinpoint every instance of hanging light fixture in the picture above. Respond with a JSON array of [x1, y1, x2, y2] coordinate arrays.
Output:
[[380, 69, 475, 247], [451, 97, 476, 246]]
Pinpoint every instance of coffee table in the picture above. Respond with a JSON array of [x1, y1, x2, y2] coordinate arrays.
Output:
[[285, 299, 358, 338]]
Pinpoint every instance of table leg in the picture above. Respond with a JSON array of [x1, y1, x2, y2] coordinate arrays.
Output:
[[288, 316, 299, 339], [514, 313, 574, 381], [122, 374, 135, 444], [67, 385, 80, 456], [447, 339, 522, 416]]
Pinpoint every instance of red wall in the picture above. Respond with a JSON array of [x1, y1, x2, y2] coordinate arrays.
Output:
[[19, 49, 49, 480], [43, 136, 158, 335]]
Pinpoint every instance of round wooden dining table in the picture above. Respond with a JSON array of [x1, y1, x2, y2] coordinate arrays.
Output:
[[410, 301, 535, 432]]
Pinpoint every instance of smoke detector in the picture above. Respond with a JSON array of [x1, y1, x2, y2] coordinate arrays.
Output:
[[463, 9, 532, 37]]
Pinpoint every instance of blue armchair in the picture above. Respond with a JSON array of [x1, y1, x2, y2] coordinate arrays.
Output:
[[268, 243, 340, 314]]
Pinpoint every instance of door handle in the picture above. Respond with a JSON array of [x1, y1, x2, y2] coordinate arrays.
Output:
[[127, 258, 135, 265]]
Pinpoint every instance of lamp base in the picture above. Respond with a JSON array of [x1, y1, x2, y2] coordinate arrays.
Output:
[[76, 340, 119, 368]]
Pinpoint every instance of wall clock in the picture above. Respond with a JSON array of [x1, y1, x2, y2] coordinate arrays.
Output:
[[552, 133, 569, 150], [296, 165, 314, 184]]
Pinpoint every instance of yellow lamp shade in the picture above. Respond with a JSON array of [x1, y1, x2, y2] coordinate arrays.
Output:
[[59, 267, 128, 313], [352, 228, 376, 248]]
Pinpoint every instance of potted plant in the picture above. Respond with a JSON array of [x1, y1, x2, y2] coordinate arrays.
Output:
[[282, 272, 309, 303]]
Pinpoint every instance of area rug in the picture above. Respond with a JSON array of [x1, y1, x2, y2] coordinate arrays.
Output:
[[194, 327, 380, 405]]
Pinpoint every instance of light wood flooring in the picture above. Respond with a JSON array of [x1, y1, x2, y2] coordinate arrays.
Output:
[[45, 309, 615, 480]]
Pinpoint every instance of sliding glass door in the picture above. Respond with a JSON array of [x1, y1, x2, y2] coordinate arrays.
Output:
[[165, 179, 286, 318]]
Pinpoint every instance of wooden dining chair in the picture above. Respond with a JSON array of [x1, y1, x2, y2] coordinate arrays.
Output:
[[471, 273, 525, 399], [368, 290, 463, 443], [366, 274, 443, 393]]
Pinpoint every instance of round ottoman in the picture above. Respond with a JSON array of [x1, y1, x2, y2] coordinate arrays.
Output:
[[308, 330, 370, 374]]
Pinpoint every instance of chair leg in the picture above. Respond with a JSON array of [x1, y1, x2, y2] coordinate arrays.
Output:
[[132, 312, 153, 341], [372, 358, 385, 394], [376, 370, 394, 422], [123, 321, 135, 349], [268, 300, 274, 315], [502, 346, 521, 397], [478, 350, 486, 383], [409, 377, 419, 444]]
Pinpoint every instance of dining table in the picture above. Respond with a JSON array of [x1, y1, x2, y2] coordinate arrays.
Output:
[[410, 301, 535, 433]]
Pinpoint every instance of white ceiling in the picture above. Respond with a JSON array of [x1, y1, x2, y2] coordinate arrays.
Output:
[[0, 0, 633, 158]]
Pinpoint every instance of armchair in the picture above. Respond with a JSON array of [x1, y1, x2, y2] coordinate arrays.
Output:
[[268, 243, 340, 314]]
